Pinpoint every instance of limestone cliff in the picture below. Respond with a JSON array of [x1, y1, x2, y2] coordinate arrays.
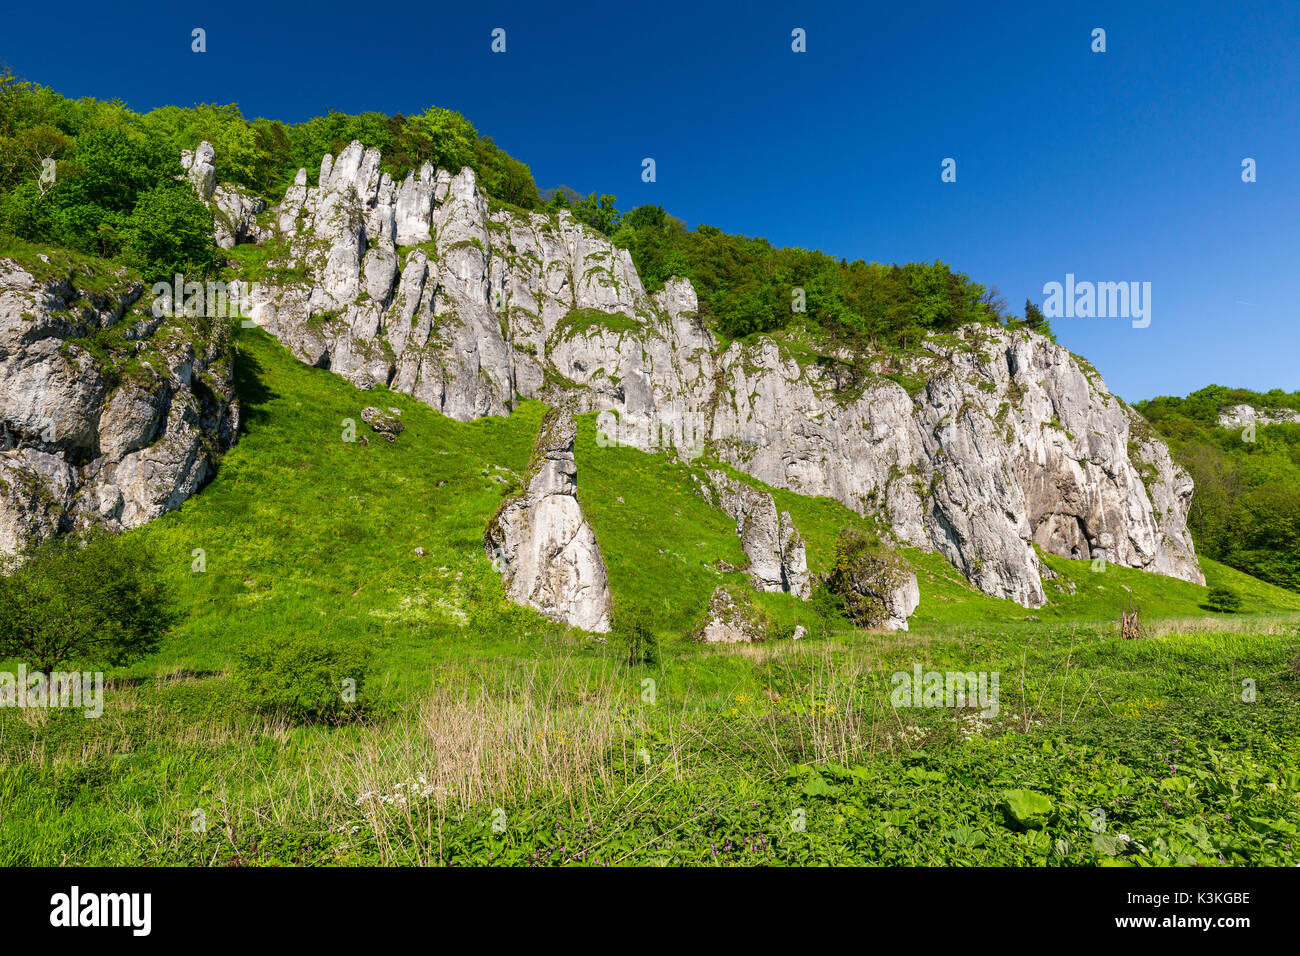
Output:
[[219, 141, 1203, 607]]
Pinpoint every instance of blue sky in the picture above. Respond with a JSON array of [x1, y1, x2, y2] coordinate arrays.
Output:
[[4, 0, 1296, 401]]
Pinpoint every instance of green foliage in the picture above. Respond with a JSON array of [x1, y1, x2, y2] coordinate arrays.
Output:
[[1002, 788, 1054, 830], [607, 201, 1003, 347], [231, 634, 373, 723], [612, 604, 658, 666], [0, 68, 541, 277], [1136, 386, 1300, 592], [1022, 297, 1051, 336], [0, 115, 216, 280], [1205, 586, 1243, 613], [0, 529, 173, 672], [122, 181, 217, 282]]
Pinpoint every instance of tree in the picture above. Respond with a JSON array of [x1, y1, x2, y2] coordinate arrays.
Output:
[[573, 192, 621, 236], [0, 530, 174, 673], [1204, 586, 1243, 613], [122, 181, 215, 282], [1024, 298, 1048, 330]]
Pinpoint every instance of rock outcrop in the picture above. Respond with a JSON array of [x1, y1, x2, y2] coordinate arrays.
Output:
[[484, 407, 612, 631], [1217, 404, 1300, 429], [0, 255, 239, 554], [182, 142, 268, 250], [698, 469, 810, 599], [212, 141, 1202, 608], [826, 532, 921, 631], [360, 406, 403, 441], [695, 585, 768, 643]]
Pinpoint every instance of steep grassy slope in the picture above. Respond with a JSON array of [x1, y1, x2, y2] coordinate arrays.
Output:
[[1, 328, 1297, 866]]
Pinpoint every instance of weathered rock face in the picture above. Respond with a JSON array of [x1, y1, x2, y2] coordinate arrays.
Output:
[[698, 469, 810, 599], [0, 256, 240, 555], [218, 140, 1202, 608], [182, 141, 268, 250], [484, 407, 612, 631], [360, 405, 403, 441]]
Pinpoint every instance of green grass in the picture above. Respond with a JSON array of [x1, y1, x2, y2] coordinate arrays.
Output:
[[0, 236, 138, 291], [1, 327, 1297, 866]]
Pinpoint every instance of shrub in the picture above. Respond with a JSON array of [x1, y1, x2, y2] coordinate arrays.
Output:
[[0, 529, 173, 672], [807, 579, 847, 637], [1205, 586, 1243, 614], [612, 603, 658, 666], [231, 634, 373, 722]]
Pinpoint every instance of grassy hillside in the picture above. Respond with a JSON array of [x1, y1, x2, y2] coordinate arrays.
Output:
[[1, 328, 1297, 866]]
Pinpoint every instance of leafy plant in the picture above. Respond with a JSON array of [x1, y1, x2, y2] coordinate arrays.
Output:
[[1002, 789, 1054, 830], [231, 634, 372, 723]]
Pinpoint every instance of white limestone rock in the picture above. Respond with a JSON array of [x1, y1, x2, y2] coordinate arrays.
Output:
[[0, 257, 239, 555], [700, 469, 810, 599], [484, 407, 612, 632], [196, 140, 1205, 608]]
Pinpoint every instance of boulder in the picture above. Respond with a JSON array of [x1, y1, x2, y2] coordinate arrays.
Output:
[[700, 470, 811, 599], [360, 406, 404, 441], [826, 529, 920, 631], [694, 585, 768, 643]]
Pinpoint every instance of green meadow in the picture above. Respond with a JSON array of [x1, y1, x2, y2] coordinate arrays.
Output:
[[1, 328, 1297, 866]]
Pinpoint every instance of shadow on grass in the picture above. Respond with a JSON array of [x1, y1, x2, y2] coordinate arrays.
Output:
[[232, 338, 277, 430]]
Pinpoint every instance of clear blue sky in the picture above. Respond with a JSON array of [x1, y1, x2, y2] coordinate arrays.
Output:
[[4, 0, 1297, 401]]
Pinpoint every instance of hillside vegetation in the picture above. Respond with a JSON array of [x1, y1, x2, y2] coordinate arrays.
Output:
[[0, 70, 1040, 353], [1137, 385, 1300, 592], [1, 328, 1297, 866]]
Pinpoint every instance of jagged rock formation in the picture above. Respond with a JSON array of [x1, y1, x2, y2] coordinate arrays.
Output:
[[695, 585, 768, 643], [214, 141, 1202, 608], [1217, 404, 1300, 429], [182, 142, 268, 250], [484, 407, 612, 631], [0, 256, 239, 554], [697, 469, 810, 598]]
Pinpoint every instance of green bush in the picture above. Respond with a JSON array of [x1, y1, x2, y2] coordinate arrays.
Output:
[[612, 603, 658, 666], [825, 527, 911, 628], [231, 634, 373, 722], [1205, 586, 1243, 613]]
